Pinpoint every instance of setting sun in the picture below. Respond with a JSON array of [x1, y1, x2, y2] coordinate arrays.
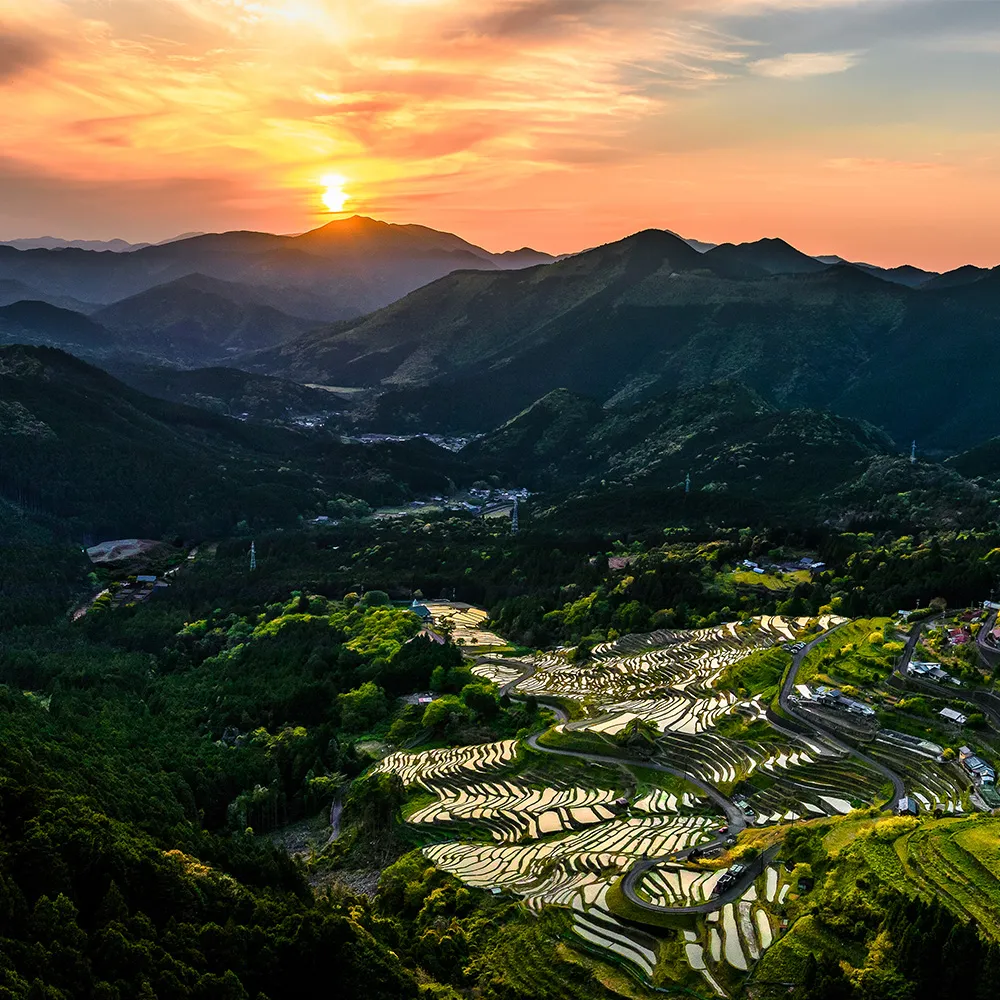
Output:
[[321, 174, 349, 213]]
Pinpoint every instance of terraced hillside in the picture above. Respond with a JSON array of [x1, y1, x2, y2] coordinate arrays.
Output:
[[372, 611, 997, 997], [511, 616, 832, 705]]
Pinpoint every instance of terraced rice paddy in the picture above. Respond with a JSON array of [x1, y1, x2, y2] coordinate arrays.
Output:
[[422, 601, 508, 647], [633, 865, 726, 906], [580, 691, 748, 736], [424, 813, 720, 904], [373, 739, 519, 789], [694, 883, 776, 977], [406, 777, 622, 841], [570, 892, 660, 978], [517, 617, 815, 707], [868, 742, 967, 813], [518, 618, 793, 706], [470, 658, 525, 687], [742, 754, 886, 820], [885, 818, 1000, 934], [615, 723, 884, 819], [383, 612, 863, 992]]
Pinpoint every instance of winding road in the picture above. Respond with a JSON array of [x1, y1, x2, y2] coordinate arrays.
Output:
[[894, 613, 1000, 730], [509, 621, 911, 918], [777, 627, 906, 805]]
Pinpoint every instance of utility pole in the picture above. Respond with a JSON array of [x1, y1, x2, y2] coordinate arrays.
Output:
[[249, 541, 256, 572]]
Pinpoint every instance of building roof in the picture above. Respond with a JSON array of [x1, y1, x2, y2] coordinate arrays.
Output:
[[939, 707, 967, 722]]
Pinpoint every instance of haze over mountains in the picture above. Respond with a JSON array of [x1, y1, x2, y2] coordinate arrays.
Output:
[[0, 215, 554, 316], [251, 228, 1000, 450], [2, 214, 1000, 457]]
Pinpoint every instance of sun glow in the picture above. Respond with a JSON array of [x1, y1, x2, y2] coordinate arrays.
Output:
[[321, 174, 349, 213]]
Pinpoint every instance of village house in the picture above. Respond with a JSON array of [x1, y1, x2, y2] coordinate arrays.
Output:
[[939, 707, 968, 726]]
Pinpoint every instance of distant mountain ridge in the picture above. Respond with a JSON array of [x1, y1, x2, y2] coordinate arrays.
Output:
[[465, 383, 893, 494], [247, 226, 1000, 450], [0, 216, 557, 320], [0, 300, 118, 352], [0, 233, 206, 252], [110, 362, 343, 421], [92, 273, 320, 364]]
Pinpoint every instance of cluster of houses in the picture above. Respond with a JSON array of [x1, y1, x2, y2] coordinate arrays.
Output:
[[947, 625, 973, 646], [741, 556, 827, 574], [797, 684, 876, 718], [909, 660, 961, 686], [959, 746, 996, 786], [392, 487, 528, 517], [106, 574, 168, 608]]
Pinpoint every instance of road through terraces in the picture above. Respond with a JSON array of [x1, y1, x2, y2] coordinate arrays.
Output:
[[519, 619, 908, 918]]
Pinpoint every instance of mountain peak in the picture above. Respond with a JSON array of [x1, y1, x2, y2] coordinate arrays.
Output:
[[703, 237, 828, 277]]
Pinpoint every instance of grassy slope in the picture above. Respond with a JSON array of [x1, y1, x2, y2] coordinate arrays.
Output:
[[758, 813, 1000, 984], [797, 618, 894, 687]]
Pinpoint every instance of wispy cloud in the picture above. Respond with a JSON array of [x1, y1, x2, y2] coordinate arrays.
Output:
[[748, 49, 859, 77], [0, 0, 998, 269]]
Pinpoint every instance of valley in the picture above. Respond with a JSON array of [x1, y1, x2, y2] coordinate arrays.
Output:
[[2, 217, 1000, 1000]]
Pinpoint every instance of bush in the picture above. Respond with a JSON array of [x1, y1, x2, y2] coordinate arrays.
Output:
[[338, 681, 389, 733]]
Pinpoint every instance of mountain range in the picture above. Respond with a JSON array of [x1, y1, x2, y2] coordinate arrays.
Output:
[[3, 216, 1000, 455], [4, 344, 994, 543], [0, 216, 557, 365], [0, 216, 554, 319], [247, 229, 1000, 450]]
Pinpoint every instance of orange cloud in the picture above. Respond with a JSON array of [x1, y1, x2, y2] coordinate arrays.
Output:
[[0, 0, 997, 271]]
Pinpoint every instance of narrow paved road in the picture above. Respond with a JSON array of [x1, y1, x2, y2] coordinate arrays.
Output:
[[504, 621, 906, 918], [489, 657, 570, 722], [525, 733, 747, 835], [622, 845, 782, 916], [778, 626, 907, 806]]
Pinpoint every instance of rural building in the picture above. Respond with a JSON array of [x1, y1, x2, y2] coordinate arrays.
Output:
[[410, 600, 432, 620], [939, 707, 968, 725], [910, 661, 959, 685], [813, 686, 876, 717], [880, 730, 943, 758], [897, 796, 919, 816], [959, 747, 996, 784]]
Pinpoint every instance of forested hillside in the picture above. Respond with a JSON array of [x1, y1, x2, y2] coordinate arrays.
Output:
[[0, 346, 464, 540]]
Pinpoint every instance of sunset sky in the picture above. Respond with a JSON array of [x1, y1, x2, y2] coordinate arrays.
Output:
[[2, 0, 998, 269]]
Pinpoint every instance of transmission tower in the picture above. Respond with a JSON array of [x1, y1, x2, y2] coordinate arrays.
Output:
[[685, 472, 691, 494], [511, 499, 519, 535], [911, 440, 917, 464], [249, 541, 256, 572]]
